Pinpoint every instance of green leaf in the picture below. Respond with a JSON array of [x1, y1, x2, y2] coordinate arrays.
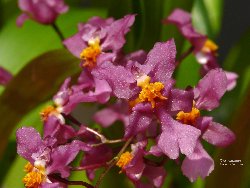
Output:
[[223, 28, 250, 95], [1, 101, 46, 186], [2, 156, 27, 187], [0, 49, 80, 158], [175, 55, 200, 88], [192, 0, 223, 37]]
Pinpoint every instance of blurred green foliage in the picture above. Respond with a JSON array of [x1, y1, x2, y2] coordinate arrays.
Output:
[[0, 0, 249, 187]]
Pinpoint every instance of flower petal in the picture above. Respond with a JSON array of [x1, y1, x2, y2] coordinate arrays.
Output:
[[164, 9, 206, 51], [142, 165, 167, 187], [202, 121, 235, 147], [181, 142, 214, 182], [225, 71, 238, 91], [165, 88, 193, 113], [47, 140, 90, 178], [141, 39, 177, 83], [92, 61, 136, 99], [125, 111, 153, 138], [157, 113, 200, 159], [195, 68, 227, 110], [16, 127, 45, 163], [0, 66, 12, 85], [44, 116, 76, 145], [101, 14, 135, 51]]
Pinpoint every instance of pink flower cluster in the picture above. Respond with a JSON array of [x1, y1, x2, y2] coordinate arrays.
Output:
[[15, 5, 237, 188]]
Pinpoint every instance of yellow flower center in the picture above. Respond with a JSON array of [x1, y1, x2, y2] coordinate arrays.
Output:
[[22, 163, 46, 188], [80, 38, 101, 69], [130, 75, 167, 108], [116, 152, 133, 173], [24, 162, 34, 173], [201, 39, 218, 53], [176, 107, 200, 125], [40, 105, 57, 122]]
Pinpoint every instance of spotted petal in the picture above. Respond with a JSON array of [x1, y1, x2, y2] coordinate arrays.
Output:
[[181, 142, 214, 182], [16, 127, 46, 164], [157, 112, 201, 159], [202, 121, 235, 147], [141, 39, 177, 83], [194, 69, 227, 111]]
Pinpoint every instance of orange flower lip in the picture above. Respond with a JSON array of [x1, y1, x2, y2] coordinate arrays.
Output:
[[201, 39, 218, 53], [40, 105, 57, 122], [176, 107, 200, 125], [80, 37, 102, 69], [116, 151, 133, 173], [23, 161, 47, 188], [130, 75, 167, 108]]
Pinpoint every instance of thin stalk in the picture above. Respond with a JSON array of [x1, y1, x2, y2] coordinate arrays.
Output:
[[50, 174, 94, 188], [64, 114, 125, 146], [63, 114, 81, 127], [70, 163, 107, 171], [91, 138, 124, 147], [176, 46, 194, 66], [51, 22, 65, 42], [94, 137, 134, 188]]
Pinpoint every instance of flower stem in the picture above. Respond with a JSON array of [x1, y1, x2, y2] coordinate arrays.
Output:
[[50, 174, 94, 188], [70, 163, 107, 171], [176, 46, 194, 66], [94, 137, 134, 188], [91, 138, 124, 147], [51, 22, 65, 42], [64, 114, 125, 146], [63, 114, 81, 126]]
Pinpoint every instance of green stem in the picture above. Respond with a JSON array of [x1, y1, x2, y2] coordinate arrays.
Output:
[[94, 137, 134, 188], [51, 22, 65, 42]]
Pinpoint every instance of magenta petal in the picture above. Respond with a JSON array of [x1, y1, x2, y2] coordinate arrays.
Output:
[[94, 99, 129, 128], [17, 0, 68, 25], [101, 14, 135, 51], [81, 145, 113, 180], [123, 50, 147, 65], [157, 113, 201, 159], [165, 8, 191, 26], [195, 68, 228, 110], [141, 39, 177, 83], [142, 165, 167, 187], [94, 108, 119, 127], [165, 88, 193, 113], [16, 127, 45, 163], [44, 116, 76, 145], [16, 13, 29, 27], [202, 121, 235, 147], [225, 71, 238, 91], [41, 182, 66, 188], [181, 142, 214, 182], [63, 32, 87, 57], [164, 9, 206, 51], [176, 124, 201, 157], [195, 116, 213, 133], [148, 145, 163, 157], [125, 148, 145, 181], [0, 67, 12, 85], [125, 111, 153, 138], [89, 78, 112, 103], [157, 124, 179, 159], [47, 140, 90, 178], [92, 61, 136, 99]]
